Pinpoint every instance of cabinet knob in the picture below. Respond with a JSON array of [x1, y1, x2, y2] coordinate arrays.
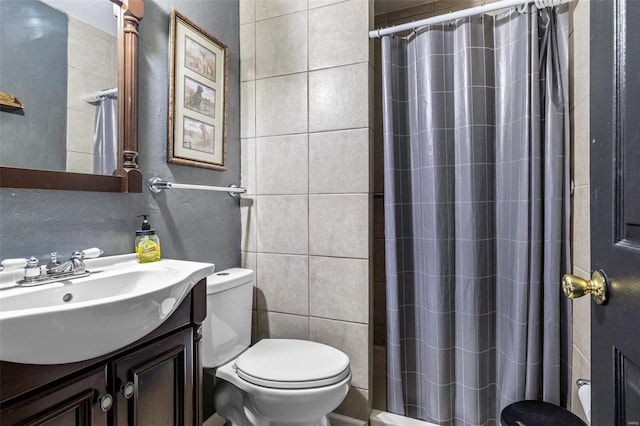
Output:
[[98, 393, 113, 411], [122, 382, 135, 399]]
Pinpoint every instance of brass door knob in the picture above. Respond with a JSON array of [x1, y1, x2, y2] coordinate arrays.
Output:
[[562, 270, 608, 305]]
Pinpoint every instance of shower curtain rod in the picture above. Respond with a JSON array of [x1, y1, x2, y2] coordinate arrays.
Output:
[[369, 0, 572, 38], [81, 88, 117, 103]]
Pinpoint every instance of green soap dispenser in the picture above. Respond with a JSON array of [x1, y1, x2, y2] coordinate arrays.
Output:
[[135, 215, 161, 263]]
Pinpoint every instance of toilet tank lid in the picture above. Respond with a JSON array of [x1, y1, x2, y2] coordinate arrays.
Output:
[[206, 268, 255, 294]]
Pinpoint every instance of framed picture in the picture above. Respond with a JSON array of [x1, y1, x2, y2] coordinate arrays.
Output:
[[169, 9, 227, 170]]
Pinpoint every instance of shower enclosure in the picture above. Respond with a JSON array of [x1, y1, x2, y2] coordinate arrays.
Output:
[[375, 3, 571, 425]]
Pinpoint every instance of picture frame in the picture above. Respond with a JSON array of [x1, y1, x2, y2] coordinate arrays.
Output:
[[169, 9, 228, 170]]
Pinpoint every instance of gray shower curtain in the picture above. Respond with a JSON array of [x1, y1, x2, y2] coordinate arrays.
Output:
[[93, 96, 118, 175], [382, 6, 570, 425]]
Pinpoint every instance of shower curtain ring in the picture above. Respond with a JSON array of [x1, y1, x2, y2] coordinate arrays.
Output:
[[516, 3, 527, 13]]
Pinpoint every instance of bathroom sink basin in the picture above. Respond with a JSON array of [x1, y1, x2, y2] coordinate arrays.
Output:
[[0, 254, 214, 364]]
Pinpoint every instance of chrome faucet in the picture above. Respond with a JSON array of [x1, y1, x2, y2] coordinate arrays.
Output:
[[0, 248, 103, 287], [46, 251, 91, 276]]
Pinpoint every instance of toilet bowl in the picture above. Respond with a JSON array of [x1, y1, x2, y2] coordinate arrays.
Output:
[[202, 268, 352, 426]]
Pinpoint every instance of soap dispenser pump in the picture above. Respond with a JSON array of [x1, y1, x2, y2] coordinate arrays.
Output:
[[135, 215, 161, 263]]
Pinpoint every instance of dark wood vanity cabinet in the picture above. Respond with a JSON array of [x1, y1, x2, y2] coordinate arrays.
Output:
[[0, 367, 109, 426], [113, 328, 194, 425], [0, 280, 206, 426]]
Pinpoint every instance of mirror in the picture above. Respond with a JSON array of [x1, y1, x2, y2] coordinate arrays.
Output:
[[0, 0, 143, 193]]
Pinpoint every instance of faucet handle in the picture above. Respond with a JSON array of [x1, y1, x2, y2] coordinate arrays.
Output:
[[80, 248, 103, 259], [24, 257, 41, 280], [47, 252, 59, 267], [0, 258, 28, 272]]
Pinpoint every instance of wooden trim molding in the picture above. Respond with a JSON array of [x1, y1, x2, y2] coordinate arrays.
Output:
[[0, 167, 125, 193], [118, 0, 144, 193]]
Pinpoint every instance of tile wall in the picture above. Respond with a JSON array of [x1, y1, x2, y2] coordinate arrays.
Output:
[[239, 0, 591, 420], [568, 0, 591, 422], [239, 0, 374, 420], [65, 16, 117, 173]]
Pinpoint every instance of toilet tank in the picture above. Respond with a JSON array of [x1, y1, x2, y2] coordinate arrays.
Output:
[[201, 268, 255, 368]]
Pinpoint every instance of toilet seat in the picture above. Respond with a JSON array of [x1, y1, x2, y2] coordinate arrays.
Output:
[[234, 339, 351, 389]]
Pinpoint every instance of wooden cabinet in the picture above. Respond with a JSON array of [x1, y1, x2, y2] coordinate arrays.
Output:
[[114, 329, 193, 425], [0, 280, 206, 426], [0, 367, 109, 426]]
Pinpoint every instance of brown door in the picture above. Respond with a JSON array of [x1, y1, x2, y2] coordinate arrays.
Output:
[[112, 329, 194, 426], [0, 367, 109, 426], [591, 1, 640, 424]]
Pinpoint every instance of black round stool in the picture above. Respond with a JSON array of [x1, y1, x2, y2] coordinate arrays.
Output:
[[501, 400, 587, 426]]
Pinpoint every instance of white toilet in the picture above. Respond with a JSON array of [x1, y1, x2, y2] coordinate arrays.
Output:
[[202, 268, 352, 426]]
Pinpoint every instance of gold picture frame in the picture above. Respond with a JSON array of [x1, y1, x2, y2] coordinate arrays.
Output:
[[169, 9, 227, 170]]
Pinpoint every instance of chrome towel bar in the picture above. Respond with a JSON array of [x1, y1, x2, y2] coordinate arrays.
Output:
[[148, 177, 246, 197]]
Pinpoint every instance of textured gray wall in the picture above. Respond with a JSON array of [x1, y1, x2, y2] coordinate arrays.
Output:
[[0, 0, 240, 271]]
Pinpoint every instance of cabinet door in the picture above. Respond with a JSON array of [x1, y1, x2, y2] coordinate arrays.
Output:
[[0, 367, 109, 426], [113, 328, 194, 426]]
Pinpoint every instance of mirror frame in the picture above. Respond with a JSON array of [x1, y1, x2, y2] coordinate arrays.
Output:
[[0, 0, 144, 193]]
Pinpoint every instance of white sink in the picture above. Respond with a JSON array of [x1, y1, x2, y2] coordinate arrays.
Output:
[[0, 254, 214, 364]]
